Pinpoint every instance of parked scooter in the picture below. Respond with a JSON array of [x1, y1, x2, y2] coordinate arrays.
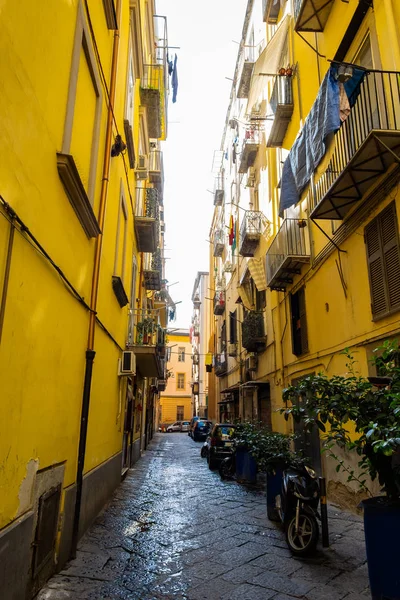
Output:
[[218, 447, 236, 479], [274, 463, 320, 556]]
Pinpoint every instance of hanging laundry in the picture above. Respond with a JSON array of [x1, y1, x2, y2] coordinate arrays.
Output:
[[168, 55, 173, 76], [339, 82, 350, 122], [172, 53, 178, 103], [229, 215, 234, 246]]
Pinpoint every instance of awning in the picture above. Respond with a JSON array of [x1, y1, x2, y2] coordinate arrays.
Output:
[[240, 379, 269, 387], [220, 384, 240, 393], [247, 257, 267, 291], [246, 15, 290, 113]]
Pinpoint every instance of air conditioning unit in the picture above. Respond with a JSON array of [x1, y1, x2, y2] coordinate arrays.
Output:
[[135, 155, 148, 180], [245, 354, 257, 372], [228, 343, 237, 357], [118, 351, 136, 376]]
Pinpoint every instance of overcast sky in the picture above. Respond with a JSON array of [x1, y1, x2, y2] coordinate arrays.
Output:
[[155, 0, 248, 329]]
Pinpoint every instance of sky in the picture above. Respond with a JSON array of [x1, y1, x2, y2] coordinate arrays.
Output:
[[155, 0, 249, 330]]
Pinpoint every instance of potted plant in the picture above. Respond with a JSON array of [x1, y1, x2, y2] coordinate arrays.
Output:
[[281, 342, 400, 600]]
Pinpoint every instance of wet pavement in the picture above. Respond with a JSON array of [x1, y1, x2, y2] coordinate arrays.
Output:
[[38, 433, 370, 600]]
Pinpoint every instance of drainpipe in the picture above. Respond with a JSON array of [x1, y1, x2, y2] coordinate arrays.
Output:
[[0, 209, 15, 346], [71, 0, 121, 558]]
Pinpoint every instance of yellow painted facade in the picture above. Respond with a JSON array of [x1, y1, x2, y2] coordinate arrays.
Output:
[[159, 331, 192, 424], [207, 0, 400, 506], [0, 0, 172, 595]]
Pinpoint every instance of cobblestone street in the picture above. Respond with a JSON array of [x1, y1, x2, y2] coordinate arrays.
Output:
[[38, 433, 370, 600]]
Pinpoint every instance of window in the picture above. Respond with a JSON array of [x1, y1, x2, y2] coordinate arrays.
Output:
[[124, 46, 136, 168], [291, 287, 308, 356], [177, 406, 184, 420], [177, 374, 185, 390], [114, 184, 128, 284], [57, 2, 103, 238], [256, 290, 266, 311], [166, 347, 172, 362], [127, 256, 137, 344], [229, 311, 237, 343], [178, 347, 185, 362], [220, 321, 227, 353], [365, 203, 400, 320]]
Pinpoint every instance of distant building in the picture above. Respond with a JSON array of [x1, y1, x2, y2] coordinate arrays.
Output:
[[159, 329, 192, 424]]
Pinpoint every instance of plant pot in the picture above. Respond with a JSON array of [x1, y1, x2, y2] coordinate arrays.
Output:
[[235, 448, 257, 484], [362, 496, 400, 600], [266, 468, 283, 521]]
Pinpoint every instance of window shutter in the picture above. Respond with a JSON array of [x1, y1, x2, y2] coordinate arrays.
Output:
[[299, 287, 309, 353], [366, 203, 400, 318], [366, 218, 387, 317], [381, 204, 400, 312]]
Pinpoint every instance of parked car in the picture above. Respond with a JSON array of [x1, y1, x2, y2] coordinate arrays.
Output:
[[188, 416, 200, 437], [180, 421, 190, 432], [166, 421, 182, 432], [207, 423, 236, 470], [192, 420, 213, 442]]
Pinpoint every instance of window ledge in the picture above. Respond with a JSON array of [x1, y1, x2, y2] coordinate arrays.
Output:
[[57, 153, 101, 238], [124, 119, 136, 169], [112, 276, 129, 308]]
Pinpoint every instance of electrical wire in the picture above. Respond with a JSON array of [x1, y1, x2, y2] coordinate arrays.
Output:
[[0, 197, 123, 352]]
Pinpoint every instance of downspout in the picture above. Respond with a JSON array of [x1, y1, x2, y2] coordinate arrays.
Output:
[[0, 209, 15, 346], [71, 0, 121, 558]]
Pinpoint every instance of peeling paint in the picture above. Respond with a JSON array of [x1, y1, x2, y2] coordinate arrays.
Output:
[[17, 458, 39, 517]]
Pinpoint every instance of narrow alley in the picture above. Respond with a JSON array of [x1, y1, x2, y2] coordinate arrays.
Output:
[[39, 434, 369, 600]]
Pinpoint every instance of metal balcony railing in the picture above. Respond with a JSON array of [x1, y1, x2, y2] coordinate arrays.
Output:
[[263, 0, 280, 23], [239, 127, 263, 173], [135, 187, 159, 218], [143, 249, 162, 291], [213, 229, 225, 257], [241, 311, 266, 352], [311, 69, 400, 220], [215, 352, 228, 376], [213, 290, 225, 316], [239, 210, 263, 257], [237, 45, 255, 98], [148, 150, 164, 185], [266, 218, 310, 290], [267, 76, 294, 147], [214, 174, 224, 206]]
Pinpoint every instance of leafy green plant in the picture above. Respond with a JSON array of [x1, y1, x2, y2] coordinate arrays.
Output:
[[231, 421, 306, 473], [280, 341, 400, 500]]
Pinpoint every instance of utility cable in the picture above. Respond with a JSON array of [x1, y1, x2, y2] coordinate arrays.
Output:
[[0, 197, 123, 352]]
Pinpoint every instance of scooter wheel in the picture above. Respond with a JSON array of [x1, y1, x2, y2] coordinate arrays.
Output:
[[219, 457, 235, 480], [200, 446, 208, 458], [285, 512, 319, 556]]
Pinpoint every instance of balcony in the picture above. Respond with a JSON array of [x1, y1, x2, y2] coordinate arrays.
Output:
[[140, 64, 165, 139], [215, 352, 228, 377], [213, 229, 225, 257], [311, 70, 400, 220], [126, 311, 164, 378], [267, 76, 294, 147], [294, 0, 334, 32], [214, 174, 224, 206], [238, 128, 262, 173], [158, 379, 167, 392], [143, 249, 162, 291], [262, 0, 280, 23], [213, 290, 225, 315], [242, 311, 266, 352], [239, 211, 263, 257], [237, 46, 255, 99], [134, 188, 159, 253], [148, 150, 164, 201], [266, 218, 310, 290]]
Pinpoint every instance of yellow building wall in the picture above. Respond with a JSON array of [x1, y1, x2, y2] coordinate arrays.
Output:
[[0, 0, 146, 531], [160, 396, 192, 423]]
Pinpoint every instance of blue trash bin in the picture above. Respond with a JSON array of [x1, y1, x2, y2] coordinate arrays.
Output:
[[235, 448, 257, 483], [362, 496, 400, 600]]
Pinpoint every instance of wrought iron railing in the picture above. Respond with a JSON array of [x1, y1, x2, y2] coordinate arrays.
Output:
[[240, 210, 263, 239], [215, 352, 227, 376], [149, 150, 164, 174], [312, 69, 400, 210], [266, 218, 310, 284], [213, 290, 225, 315], [242, 311, 265, 351], [242, 127, 263, 147], [269, 76, 293, 112], [135, 187, 159, 218], [213, 228, 225, 256], [127, 309, 162, 346], [141, 64, 164, 92]]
